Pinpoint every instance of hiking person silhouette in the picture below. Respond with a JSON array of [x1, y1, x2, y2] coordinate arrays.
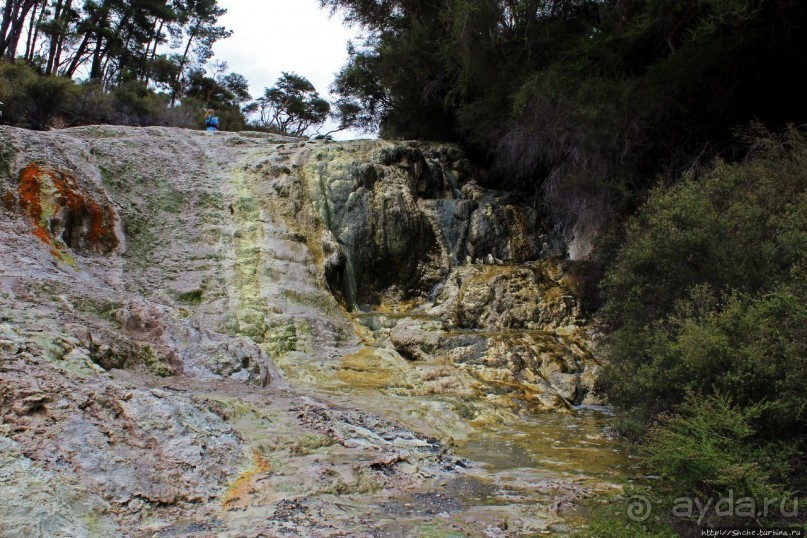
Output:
[[205, 109, 220, 132]]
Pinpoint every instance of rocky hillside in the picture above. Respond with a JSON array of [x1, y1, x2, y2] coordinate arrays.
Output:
[[0, 126, 620, 537]]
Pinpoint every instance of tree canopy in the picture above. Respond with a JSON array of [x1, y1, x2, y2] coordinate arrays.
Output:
[[0, 0, 233, 89], [254, 72, 331, 136], [323, 0, 807, 227]]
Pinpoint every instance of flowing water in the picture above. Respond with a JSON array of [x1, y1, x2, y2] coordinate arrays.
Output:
[[273, 307, 632, 535]]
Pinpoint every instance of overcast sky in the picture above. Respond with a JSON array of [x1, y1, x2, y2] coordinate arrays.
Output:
[[212, 0, 367, 139]]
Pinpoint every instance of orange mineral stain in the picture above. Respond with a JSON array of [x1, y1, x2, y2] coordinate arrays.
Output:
[[222, 449, 271, 510], [17, 163, 118, 256], [18, 163, 54, 247]]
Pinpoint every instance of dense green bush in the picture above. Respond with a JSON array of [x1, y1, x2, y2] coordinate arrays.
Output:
[[68, 81, 117, 125], [601, 140, 807, 330], [0, 61, 249, 131], [594, 130, 807, 530], [644, 394, 793, 499], [0, 62, 66, 127], [579, 392, 802, 535], [21, 71, 76, 129], [110, 80, 171, 125], [578, 486, 678, 538]]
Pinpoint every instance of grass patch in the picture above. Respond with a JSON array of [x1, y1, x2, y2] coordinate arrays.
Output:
[[197, 191, 224, 211]]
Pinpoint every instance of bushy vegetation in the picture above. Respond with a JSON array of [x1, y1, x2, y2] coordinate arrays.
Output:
[[590, 130, 807, 532], [1, 0, 230, 93], [0, 60, 244, 129], [0, 60, 334, 135]]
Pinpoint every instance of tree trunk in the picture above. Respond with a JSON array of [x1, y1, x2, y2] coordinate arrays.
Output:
[[65, 0, 108, 77], [89, 31, 104, 78], [5, 0, 37, 60], [143, 18, 164, 85], [1, 0, 38, 59], [113, 10, 135, 81], [0, 0, 16, 57], [23, 0, 39, 60], [46, 0, 65, 74], [64, 30, 91, 76], [91, 8, 132, 81], [52, 0, 74, 73], [86, 0, 114, 79], [171, 20, 199, 105]]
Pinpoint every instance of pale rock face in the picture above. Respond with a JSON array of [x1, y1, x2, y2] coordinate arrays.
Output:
[[0, 125, 617, 535], [114, 297, 276, 385], [0, 353, 248, 529], [0, 436, 120, 538]]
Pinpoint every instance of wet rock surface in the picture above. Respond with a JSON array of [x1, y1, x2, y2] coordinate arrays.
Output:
[[0, 125, 624, 536]]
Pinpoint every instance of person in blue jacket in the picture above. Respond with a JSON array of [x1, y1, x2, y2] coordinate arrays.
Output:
[[205, 109, 219, 132]]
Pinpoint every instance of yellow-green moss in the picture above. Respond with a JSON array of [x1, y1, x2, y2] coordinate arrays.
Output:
[[142, 345, 173, 377]]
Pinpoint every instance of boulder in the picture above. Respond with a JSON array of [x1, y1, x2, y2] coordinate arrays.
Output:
[[389, 318, 446, 361]]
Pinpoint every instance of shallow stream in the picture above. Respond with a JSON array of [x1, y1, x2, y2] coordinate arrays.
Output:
[[275, 308, 632, 535]]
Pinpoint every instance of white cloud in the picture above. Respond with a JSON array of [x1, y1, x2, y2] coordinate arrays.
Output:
[[213, 0, 371, 139]]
